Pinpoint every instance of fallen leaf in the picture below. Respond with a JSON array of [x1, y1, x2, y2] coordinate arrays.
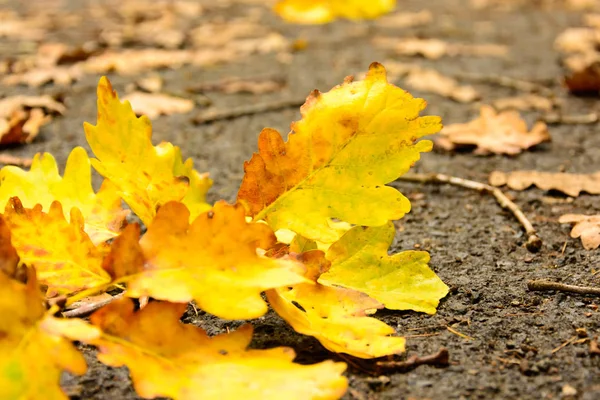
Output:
[[493, 94, 555, 112], [404, 68, 480, 103], [489, 170, 600, 197], [377, 10, 432, 28], [274, 0, 396, 24], [0, 95, 65, 145], [122, 92, 194, 119], [373, 37, 508, 59], [126, 201, 307, 320], [0, 10, 49, 40], [136, 74, 163, 93], [267, 250, 407, 358], [3, 199, 111, 295], [0, 269, 100, 400], [0, 215, 20, 277], [84, 77, 212, 225], [559, 214, 600, 250], [91, 298, 348, 400], [237, 62, 441, 243], [437, 105, 551, 155], [0, 147, 128, 244], [319, 223, 449, 314], [2, 65, 84, 87]]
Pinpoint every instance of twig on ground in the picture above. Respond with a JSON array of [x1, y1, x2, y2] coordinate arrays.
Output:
[[451, 72, 555, 96], [540, 112, 598, 125], [0, 154, 33, 167], [527, 280, 600, 296], [62, 292, 125, 318], [192, 97, 305, 125], [376, 348, 450, 373], [446, 326, 474, 340], [551, 336, 577, 354], [397, 173, 542, 252]]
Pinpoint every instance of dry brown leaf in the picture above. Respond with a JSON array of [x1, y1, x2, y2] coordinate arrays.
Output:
[[2, 65, 84, 87], [489, 170, 600, 197], [0, 10, 49, 40], [136, 75, 164, 93], [189, 20, 270, 48], [377, 10, 432, 28], [404, 68, 480, 103], [0, 96, 65, 145], [373, 37, 508, 59], [437, 105, 551, 155], [559, 214, 600, 250], [121, 92, 194, 119], [493, 95, 555, 112]]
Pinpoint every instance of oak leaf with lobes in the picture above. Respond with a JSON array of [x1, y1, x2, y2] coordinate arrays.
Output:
[[319, 223, 449, 315], [90, 298, 347, 400], [238, 62, 441, 243], [437, 105, 551, 155], [267, 250, 407, 358], [0, 147, 127, 244], [3, 198, 111, 295], [84, 77, 212, 226], [274, 0, 396, 24], [123, 201, 307, 320], [0, 270, 100, 400]]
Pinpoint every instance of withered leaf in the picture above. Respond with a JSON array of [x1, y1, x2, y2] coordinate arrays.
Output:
[[122, 92, 194, 119], [489, 170, 600, 197], [0, 95, 65, 145], [437, 105, 551, 155], [559, 214, 600, 250]]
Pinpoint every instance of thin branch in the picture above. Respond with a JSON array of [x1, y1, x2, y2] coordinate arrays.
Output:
[[451, 71, 555, 96], [192, 97, 305, 125], [376, 348, 450, 373], [397, 173, 542, 252], [527, 280, 600, 296], [62, 292, 125, 318]]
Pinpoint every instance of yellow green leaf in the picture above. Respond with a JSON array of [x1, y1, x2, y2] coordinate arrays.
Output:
[[3, 198, 111, 295], [238, 62, 441, 243], [0, 147, 127, 244], [274, 0, 396, 24], [267, 251, 406, 358], [91, 298, 348, 400], [0, 270, 100, 400], [126, 201, 307, 319], [319, 223, 449, 315], [83, 76, 212, 225]]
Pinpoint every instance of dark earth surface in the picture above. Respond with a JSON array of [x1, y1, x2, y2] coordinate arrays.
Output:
[[2, 0, 600, 399]]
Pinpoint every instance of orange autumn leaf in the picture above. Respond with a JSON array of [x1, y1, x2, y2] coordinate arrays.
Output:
[[0, 270, 100, 400], [0, 147, 128, 244], [91, 298, 348, 400], [274, 0, 396, 24], [3, 198, 111, 295], [437, 105, 551, 155], [267, 251, 406, 358], [238, 62, 441, 243], [125, 201, 307, 320], [84, 77, 212, 225], [559, 214, 600, 250]]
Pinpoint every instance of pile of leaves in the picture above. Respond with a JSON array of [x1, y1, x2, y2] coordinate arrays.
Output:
[[0, 62, 449, 399]]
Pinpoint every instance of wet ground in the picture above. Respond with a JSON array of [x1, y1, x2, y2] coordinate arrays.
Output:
[[2, 0, 600, 399]]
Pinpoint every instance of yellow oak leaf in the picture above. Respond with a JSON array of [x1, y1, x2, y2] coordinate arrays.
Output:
[[237, 62, 441, 243], [91, 298, 348, 400], [267, 251, 406, 358], [3, 198, 111, 295], [274, 0, 396, 24], [83, 76, 212, 225], [0, 270, 100, 400], [319, 223, 449, 314], [125, 201, 307, 319], [0, 147, 127, 244]]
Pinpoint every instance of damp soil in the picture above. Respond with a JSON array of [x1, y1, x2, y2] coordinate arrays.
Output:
[[3, 0, 600, 399]]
